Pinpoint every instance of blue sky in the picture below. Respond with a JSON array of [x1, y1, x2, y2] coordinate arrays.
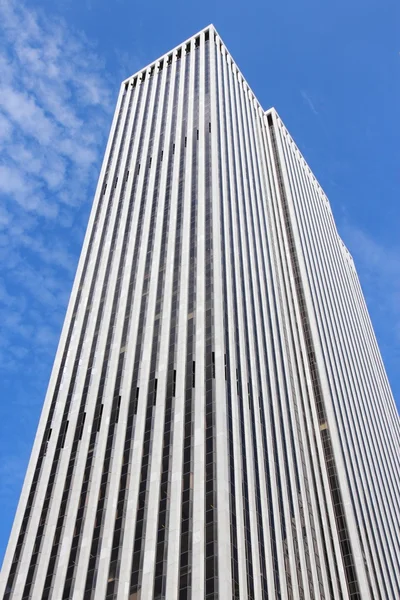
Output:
[[0, 0, 399, 563]]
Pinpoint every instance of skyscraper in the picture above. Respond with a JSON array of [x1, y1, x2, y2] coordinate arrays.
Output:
[[1, 23, 399, 600]]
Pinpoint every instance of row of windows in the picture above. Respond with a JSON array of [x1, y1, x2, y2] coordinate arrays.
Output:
[[57, 78, 152, 600], [178, 49, 199, 600], [128, 70, 174, 597], [221, 45, 256, 600], [280, 122, 400, 597], [152, 56, 193, 600], [18, 84, 141, 600], [215, 46, 241, 599], [2, 67, 133, 600], [268, 117, 361, 599]]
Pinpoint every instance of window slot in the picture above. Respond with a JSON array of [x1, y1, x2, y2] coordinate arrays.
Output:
[[185, 137, 187, 148], [176, 48, 182, 60], [173, 370, 176, 397], [167, 54, 172, 66], [78, 413, 86, 440], [115, 397, 121, 423], [149, 157, 152, 168], [158, 59, 164, 71], [160, 150, 163, 161], [124, 82, 129, 91], [154, 379, 158, 405], [185, 42, 191, 54], [97, 405, 104, 432], [132, 77, 137, 88], [195, 36, 200, 48], [134, 387, 140, 415], [60, 421, 69, 448], [209, 122, 211, 133], [212, 352, 215, 378], [115, 176, 118, 187], [126, 170, 129, 181], [44, 428, 52, 455], [205, 30, 210, 42], [150, 65, 155, 77], [192, 361, 196, 388], [224, 354, 227, 380], [103, 183, 107, 195], [197, 130, 199, 140], [173, 143, 175, 154]]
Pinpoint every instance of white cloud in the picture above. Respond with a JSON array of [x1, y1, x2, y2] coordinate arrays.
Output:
[[301, 89, 319, 115], [0, 0, 113, 382], [342, 223, 400, 364]]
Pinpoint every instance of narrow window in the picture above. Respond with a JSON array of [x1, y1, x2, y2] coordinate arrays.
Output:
[[167, 54, 172, 66], [176, 48, 182, 60], [185, 137, 187, 148], [197, 130, 199, 140], [154, 380, 158, 406], [97, 405, 104, 432], [44, 428, 52, 455], [132, 77, 137, 88], [192, 361, 196, 388], [115, 176, 118, 187], [79, 413, 86, 440], [115, 397, 121, 423], [209, 122, 211, 133], [173, 143, 175, 154], [103, 183, 107, 195], [185, 42, 191, 54], [212, 352, 215, 378], [173, 370, 176, 396], [205, 30, 210, 42], [126, 170, 129, 181], [134, 387, 140, 415], [150, 65, 155, 77], [195, 36, 200, 48], [124, 82, 129, 91], [149, 157, 152, 168], [224, 354, 227, 380], [160, 150, 163, 161], [60, 421, 69, 448], [158, 59, 164, 71]]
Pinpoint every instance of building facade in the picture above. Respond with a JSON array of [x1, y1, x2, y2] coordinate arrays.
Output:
[[1, 24, 399, 600]]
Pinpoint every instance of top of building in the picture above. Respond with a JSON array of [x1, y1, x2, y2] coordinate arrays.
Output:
[[121, 24, 270, 117]]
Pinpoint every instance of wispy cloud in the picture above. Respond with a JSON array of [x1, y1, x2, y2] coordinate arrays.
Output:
[[342, 223, 400, 378], [301, 89, 319, 115], [0, 0, 116, 547], [0, 0, 113, 415]]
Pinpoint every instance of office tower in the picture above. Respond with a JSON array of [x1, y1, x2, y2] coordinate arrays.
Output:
[[1, 24, 399, 600]]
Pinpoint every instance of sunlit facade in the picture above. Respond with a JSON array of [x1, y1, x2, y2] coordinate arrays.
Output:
[[1, 25, 399, 600]]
